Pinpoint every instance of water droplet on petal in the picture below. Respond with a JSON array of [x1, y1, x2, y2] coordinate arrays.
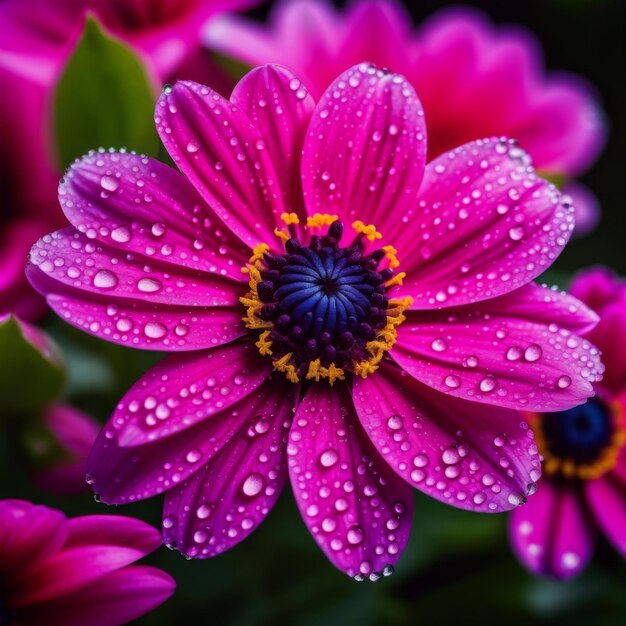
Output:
[[320, 449, 339, 468], [100, 175, 118, 192], [242, 473, 264, 496], [524, 344, 542, 362], [93, 269, 118, 289]]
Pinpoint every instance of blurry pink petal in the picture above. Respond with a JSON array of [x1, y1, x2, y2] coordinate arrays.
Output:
[[288, 384, 413, 579], [0, 314, 63, 367], [301, 63, 426, 233], [65, 514, 162, 553], [9, 544, 152, 608], [18, 565, 175, 626], [0, 218, 48, 320], [0, 500, 68, 577], [59, 151, 250, 280], [509, 480, 595, 579], [230, 64, 316, 221], [353, 362, 541, 512], [412, 8, 605, 176], [206, 0, 344, 100], [162, 379, 296, 557], [32, 404, 100, 496], [569, 266, 626, 311], [564, 182, 600, 237], [155, 80, 286, 247], [392, 293, 602, 412], [393, 139, 574, 309], [585, 453, 626, 557]]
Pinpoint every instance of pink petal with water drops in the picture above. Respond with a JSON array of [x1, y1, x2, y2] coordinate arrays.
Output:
[[59, 150, 250, 281], [19, 565, 175, 626], [101, 341, 270, 449], [87, 374, 287, 505], [585, 453, 626, 557], [353, 362, 541, 512], [230, 64, 316, 224], [472, 282, 599, 334], [300, 62, 427, 232], [392, 293, 602, 412], [155, 80, 286, 248], [287, 383, 413, 579], [28, 228, 240, 308], [509, 481, 595, 580], [162, 379, 296, 558], [390, 138, 574, 309], [0, 500, 68, 576], [43, 293, 245, 351]]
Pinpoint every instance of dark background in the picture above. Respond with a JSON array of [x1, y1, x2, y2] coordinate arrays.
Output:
[[2, 1, 624, 625]]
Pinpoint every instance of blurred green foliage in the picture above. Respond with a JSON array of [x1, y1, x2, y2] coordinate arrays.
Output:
[[54, 17, 159, 168]]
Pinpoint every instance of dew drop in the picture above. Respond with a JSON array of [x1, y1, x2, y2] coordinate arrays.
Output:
[[524, 344, 543, 362], [137, 277, 162, 293], [93, 269, 118, 289], [320, 449, 339, 468], [431, 337, 448, 352], [557, 375, 572, 389], [144, 321, 167, 339], [242, 473, 264, 497], [100, 175, 118, 192]]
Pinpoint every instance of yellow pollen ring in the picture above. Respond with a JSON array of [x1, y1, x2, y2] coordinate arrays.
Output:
[[529, 400, 626, 481], [306, 359, 345, 386], [354, 296, 413, 378], [272, 353, 300, 383], [352, 220, 382, 241], [306, 213, 339, 228]]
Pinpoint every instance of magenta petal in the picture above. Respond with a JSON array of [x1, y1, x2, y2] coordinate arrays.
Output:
[[585, 457, 626, 557], [59, 151, 250, 281], [0, 500, 67, 576], [301, 63, 427, 233], [353, 363, 541, 512], [162, 378, 297, 558], [9, 544, 151, 608], [18, 565, 175, 626], [45, 293, 245, 352], [87, 345, 273, 504], [288, 384, 414, 579], [155, 80, 286, 248], [509, 480, 595, 579], [115, 342, 270, 447], [230, 64, 316, 222], [64, 515, 162, 554], [392, 294, 602, 412], [395, 138, 574, 309], [28, 227, 244, 350]]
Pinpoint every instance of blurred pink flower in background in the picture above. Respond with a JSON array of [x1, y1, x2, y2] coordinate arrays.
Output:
[[27, 62, 604, 578], [510, 268, 626, 579], [0, 315, 98, 495], [207, 0, 606, 233], [0, 0, 259, 319], [0, 499, 174, 626]]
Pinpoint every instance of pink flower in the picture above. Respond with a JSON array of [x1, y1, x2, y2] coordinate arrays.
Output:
[[28, 63, 602, 578], [206, 0, 606, 233], [0, 0, 258, 319], [0, 499, 174, 625], [509, 268, 626, 579]]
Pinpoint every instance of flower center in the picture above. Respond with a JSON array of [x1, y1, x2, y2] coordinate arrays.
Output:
[[241, 214, 411, 384], [532, 397, 625, 480]]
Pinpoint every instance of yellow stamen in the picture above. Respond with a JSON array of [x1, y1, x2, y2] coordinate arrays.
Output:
[[386, 271, 406, 287], [306, 359, 345, 386], [382, 245, 400, 269], [274, 228, 290, 242], [272, 353, 299, 383], [352, 220, 382, 241], [255, 330, 273, 355], [280, 212, 300, 225], [306, 213, 339, 228]]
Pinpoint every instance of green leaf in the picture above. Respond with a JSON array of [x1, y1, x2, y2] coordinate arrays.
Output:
[[0, 317, 65, 417], [54, 16, 159, 168]]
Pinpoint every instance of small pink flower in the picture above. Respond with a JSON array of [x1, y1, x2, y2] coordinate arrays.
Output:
[[509, 268, 626, 579], [28, 64, 602, 578], [0, 499, 174, 626], [207, 0, 606, 232], [0, 0, 259, 318]]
